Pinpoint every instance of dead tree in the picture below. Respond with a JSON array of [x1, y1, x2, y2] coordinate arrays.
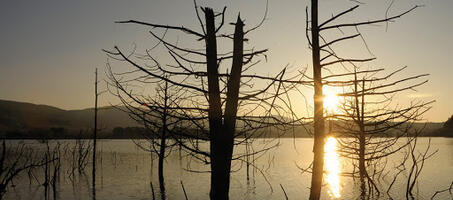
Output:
[[41, 141, 62, 200], [307, 1, 325, 199], [105, 3, 305, 200], [112, 79, 180, 200], [305, 1, 421, 199], [156, 81, 170, 198], [405, 136, 437, 199], [92, 68, 100, 200], [0, 140, 50, 199], [68, 133, 91, 176], [330, 67, 434, 197]]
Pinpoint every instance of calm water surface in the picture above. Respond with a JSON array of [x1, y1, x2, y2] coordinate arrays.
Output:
[[4, 138, 453, 200]]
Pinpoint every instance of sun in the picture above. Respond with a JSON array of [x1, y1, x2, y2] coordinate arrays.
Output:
[[323, 89, 340, 112], [324, 93, 339, 111]]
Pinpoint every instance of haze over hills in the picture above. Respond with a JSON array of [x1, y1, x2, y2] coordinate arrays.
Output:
[[0, 99, 448, 138], [0, 99, 314, 138], [0, 99, 139, 133]]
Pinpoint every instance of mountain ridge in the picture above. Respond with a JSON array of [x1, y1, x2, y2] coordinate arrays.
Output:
[[0, 99, 139, 133], [0, 99, 448, 138]]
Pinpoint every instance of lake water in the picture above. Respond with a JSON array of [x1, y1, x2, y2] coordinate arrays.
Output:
[[4, 138, 453, 200]]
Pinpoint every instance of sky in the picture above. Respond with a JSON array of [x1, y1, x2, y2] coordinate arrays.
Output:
[[0, 0, 451, 122]]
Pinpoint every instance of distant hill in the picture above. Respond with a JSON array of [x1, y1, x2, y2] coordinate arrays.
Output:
[[0, 99, 139, 134], [0, 99, 448, 139]]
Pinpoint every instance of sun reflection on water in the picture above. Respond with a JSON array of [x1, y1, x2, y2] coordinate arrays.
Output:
[[325, 137, 341, 198]]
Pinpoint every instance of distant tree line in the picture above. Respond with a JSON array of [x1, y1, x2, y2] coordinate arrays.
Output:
[[1, 119, 451, 139], [0, 127, 144, 139], [429, 115, 453, 137]]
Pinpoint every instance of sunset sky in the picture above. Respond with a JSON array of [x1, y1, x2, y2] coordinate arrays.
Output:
[[0, 0, 451, 122]]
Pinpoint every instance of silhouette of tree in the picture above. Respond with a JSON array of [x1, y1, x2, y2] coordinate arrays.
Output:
[[109, 78, 181, 199], [0, 140, 49, 199], [105, 2, 305, 199], [443, 115, 453, 129], [431, 115, 453, 137], [331, 67, 433, 197], [92, 68, 102, 200], [305, 1, 421, 199]]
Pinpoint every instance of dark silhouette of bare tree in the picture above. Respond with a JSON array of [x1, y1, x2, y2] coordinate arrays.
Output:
[[329, 67, 434, 197], [405, 137, 437, 199], [68, 133, 91, 176], [109, 78, 181, 200], [92, 68, 101, 200], [105, 2, 304, 200], [305, 1, 421, 199], [0, 140, 50, 199]]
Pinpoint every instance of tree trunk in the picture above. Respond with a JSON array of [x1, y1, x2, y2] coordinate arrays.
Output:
[[359, 134, 366, 196], [219, 15, 245, 200], [204, 8, 228, 200], [92, 68, 98, 200], [158, 81, 168, 199], [358, 79, 366, 196], [309, 0, 326, 199]]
